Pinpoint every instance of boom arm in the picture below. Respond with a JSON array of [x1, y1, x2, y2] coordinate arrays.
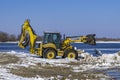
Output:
[[62, 34, 96, 49], [18, 20, 37, 53]]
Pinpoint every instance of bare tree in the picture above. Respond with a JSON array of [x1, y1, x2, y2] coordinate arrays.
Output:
[[8, 34, 17, 41], [0, 31, 8, 42], [0, 31, 17, 42]]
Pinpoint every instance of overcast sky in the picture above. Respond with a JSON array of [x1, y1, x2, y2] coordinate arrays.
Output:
[[0, 0, 120, 38]]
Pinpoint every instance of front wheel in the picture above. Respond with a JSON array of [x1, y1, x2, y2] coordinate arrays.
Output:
[[64, 49, 78, 59], [43, 48, 56, 59]]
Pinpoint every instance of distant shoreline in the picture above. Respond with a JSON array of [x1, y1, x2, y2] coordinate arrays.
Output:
[[96, 41, 120, 43]]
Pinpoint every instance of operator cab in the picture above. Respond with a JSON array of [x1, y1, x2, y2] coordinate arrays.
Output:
[[43, 32, 61, 49]]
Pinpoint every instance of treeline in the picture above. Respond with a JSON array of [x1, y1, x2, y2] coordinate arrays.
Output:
[[0, 31, 17, 42], [0, 31, 42, 42]]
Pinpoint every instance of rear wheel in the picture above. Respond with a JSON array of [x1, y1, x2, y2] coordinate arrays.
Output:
[[64, 49, 78, 59], [43, 48, 56, 59]]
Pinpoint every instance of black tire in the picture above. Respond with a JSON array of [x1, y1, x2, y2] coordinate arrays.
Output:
[[43, 48, 56, 59], [64, 49, 78, 59]]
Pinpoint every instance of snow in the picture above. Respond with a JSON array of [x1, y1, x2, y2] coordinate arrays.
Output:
[[79, 52, 120, 70], [0, 51, 120, 79], [0, 41, 18, 43], [96, 41, 120, 43]]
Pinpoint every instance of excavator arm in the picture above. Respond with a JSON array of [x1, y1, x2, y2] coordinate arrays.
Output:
[[18, 19, 37, 53], [62, 34, 96, 49], [67, 34, 95, 44]]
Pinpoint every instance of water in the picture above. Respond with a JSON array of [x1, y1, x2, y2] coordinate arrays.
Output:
[[105, 69, 120, 80], [0, 43, 29, 53], [0, 42, 120, 54], [72, 43, 120, 54]]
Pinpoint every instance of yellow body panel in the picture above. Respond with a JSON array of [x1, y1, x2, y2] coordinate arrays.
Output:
[[42, 43, 57, 49]]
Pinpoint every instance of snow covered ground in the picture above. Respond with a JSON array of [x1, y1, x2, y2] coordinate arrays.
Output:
[[0, 51, 120, 80]]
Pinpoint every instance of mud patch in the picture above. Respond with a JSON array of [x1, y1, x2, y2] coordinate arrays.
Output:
[[0, 53, 19, 65], [10, 63, 111, 80]]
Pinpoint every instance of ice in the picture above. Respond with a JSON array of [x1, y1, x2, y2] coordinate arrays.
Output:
[[79, 52, 120, 70], [0, 41, 18, 43], [96, 41, 120, 43]]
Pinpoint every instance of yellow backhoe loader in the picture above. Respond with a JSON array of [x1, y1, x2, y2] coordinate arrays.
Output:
[[18, 19, 96, 59]]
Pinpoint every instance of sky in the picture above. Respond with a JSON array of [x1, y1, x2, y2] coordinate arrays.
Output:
[[0, 0, 120, 38]]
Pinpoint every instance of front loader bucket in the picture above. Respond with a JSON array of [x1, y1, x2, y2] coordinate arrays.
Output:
[[86, 34, 96, 45]]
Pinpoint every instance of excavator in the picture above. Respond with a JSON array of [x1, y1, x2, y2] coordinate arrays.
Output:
[[18, 19, 96, 59]]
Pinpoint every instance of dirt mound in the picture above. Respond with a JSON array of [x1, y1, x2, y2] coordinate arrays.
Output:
[[0, 53, 19, 65]]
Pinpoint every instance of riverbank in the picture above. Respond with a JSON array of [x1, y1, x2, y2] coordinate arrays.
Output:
[[1, 51, 119, 80]]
